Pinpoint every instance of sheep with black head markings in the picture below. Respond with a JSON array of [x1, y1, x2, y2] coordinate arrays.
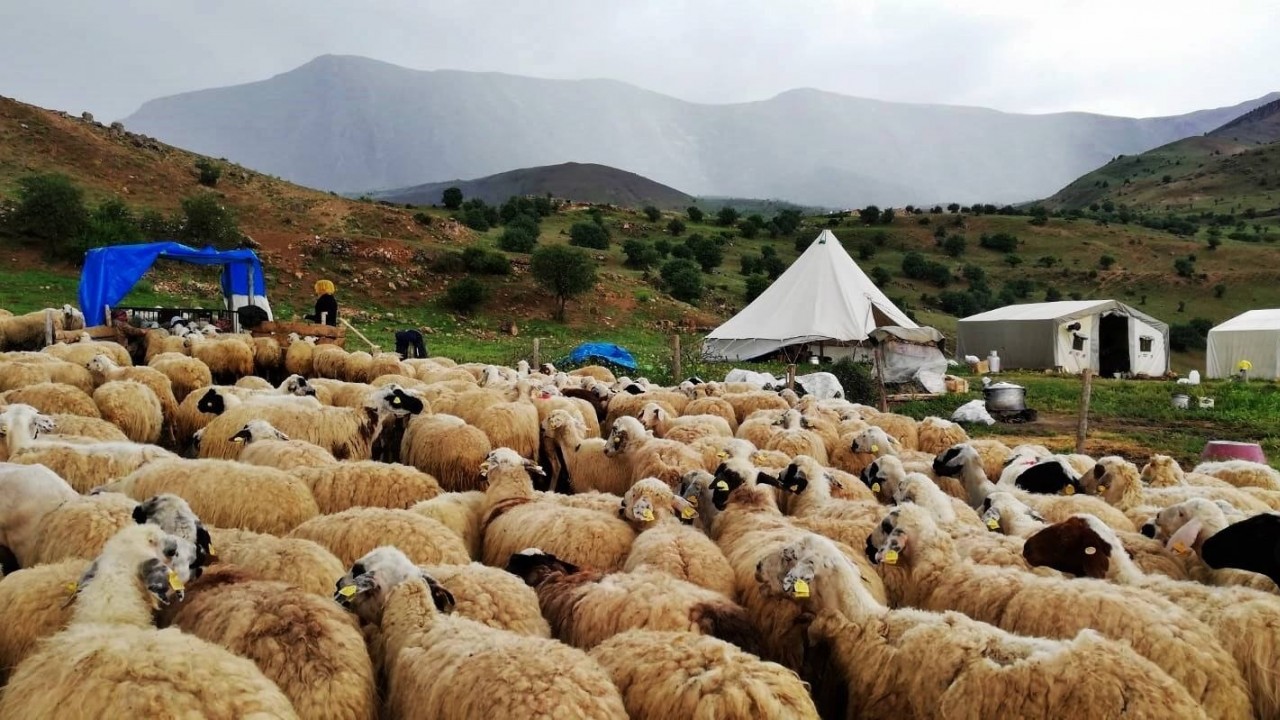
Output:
[[540, 409, 630, 494], [618, 477, 735, 596], [605, 415, 703, 489], [228, 418, 338, 469]]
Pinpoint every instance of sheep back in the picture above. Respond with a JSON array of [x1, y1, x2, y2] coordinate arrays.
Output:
[[93, 380, 163, 445], [1, 383, 100, 418], [209, 528, 344, 597], [292, 462, 441, 515], [422, 562, 550, 637], [288, 507, 469, 566]]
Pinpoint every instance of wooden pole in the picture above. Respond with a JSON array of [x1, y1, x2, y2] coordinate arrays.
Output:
[[340, 318, 379, 352], [671, 334, 682, 382], [786, 364, 797, 391], [1075, 368, 1094, 454], [532, 338, 541, 369], [44, 309, 54, 347]]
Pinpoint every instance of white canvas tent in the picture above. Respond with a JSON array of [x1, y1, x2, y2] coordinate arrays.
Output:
[[702, 230, 917, 361], [1207, 309, 1280, 379], [956, 300, 1169, 376]]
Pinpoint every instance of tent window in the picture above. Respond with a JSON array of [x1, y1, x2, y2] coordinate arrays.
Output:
[[1072, 334, 1087, 352], [1139, 336, 1153, 354]]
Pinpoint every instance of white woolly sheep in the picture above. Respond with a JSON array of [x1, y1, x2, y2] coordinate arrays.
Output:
[[400, 410, 492, 492], [26, 491, 139, 565], [185, 333, 255, 383], [761, 409, 830, 465], [541, 409, 631, 494], [619, 477, 736, 596], [605, 415, 703, 488], [0, 559, 84, 684], [0, 382, 101, 418], [208, 527, 345, 597], [147, 352, 212, 403], [1193, 459, 1280, 492], [915, 415, 969, 455], [283, 334, 316, 377], [86, 354, 178, 426], [412, 491, 486, 560], [0, 461, 79, 567], [93, 379, 164, 445], [292, 461, 441, 515], [228, 419, 338, 469], [288, 507, 469, 567], [0, 306, 84, 351], [420, 562, 551, 637]]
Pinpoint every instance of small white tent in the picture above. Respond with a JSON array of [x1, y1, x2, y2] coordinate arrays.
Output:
[[1207, 309, 1280, 379], [702, 229, 916, 361]]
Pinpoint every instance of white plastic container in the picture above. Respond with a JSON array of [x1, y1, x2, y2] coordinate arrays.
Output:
[[987, 350, 1001, 373], [1172, 394, 1190, 410]]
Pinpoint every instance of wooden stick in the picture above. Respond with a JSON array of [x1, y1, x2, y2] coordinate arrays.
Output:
[[340, 318, 379, 352], [532, 338, 541, 368], [875, 345, 889, 412], [1076, 368, 1094, 454], [671, 334, 682, 382], [44, 309, 54, 347], [786, 363, 797, 391]]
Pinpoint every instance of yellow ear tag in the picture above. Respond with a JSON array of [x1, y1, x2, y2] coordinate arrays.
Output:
[[1172, 542, 1190, 556], [167, 570, 185, 592], [1063, 485, 1076, 496], [717, 451, 729, 459], [64, 582, 78, 595], [883, 549, 899, 565], [680, 506, 697, 520], [208, 544, 217, 557], [870, 444, 880, 453], [640, 508, 655, 522], [986, 518, 999, 530], [685, 495, 699, 507], [714, 480, 729, 492], [871, 482, 881, 493], [790, 579, 810, 599], [338, 585, 358, 598]]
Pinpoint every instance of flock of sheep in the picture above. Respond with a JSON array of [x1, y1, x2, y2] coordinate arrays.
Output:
[[3, 302, 1280, 719]]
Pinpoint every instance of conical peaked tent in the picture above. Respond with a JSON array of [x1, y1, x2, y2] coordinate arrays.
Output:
[[703, 230, 916, 361]]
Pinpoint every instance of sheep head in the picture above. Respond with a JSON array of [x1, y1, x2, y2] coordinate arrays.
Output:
[[850, 426, 898, 455], [132, 494, 215, 577], [335, 547, 453, 626], [867, 504, 936, 567], [773, 409, 803, 430], [279, 374, 317, 397], [980, 491, 1043, 533], [1140, 454, 1184, 488], [1149, 498, 1223, 547], [1093, 456, 1139, 501], [504, 548, 580, 587], [755, 536, 821, 602], [605, 416, 648, 457], [196, 388, 228, 415], [72, 525, 196, 615], [638, 402, 668, 432], [621, 477, 696, 526], [479, 447, 545, 479], [230, 419, 289, 444], [368, 385, 425, 417], [0, 403, 55, 441], [85, 354, 116, 374], [1012, 458, 1085, 496], [862, 455, 906, 498], [932, 443, 980, 477], [1023, 515, 1117, 579], [765, 456, 823, 495]]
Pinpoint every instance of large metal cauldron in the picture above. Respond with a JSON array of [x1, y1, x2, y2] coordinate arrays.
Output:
[[984, 382, 1027, 414]]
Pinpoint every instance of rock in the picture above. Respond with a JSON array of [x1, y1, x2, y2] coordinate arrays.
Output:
[[388, 281, 397, 291]]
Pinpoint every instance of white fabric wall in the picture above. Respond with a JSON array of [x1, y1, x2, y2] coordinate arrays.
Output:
[[1053, 316, 1095, 373], [1207, 329, 1280, 379], [1129, 316, 1167, 377]]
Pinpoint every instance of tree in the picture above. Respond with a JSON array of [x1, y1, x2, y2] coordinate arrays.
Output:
[[497, 225, 538, 252], [901, 252, 927, 279], [1174, 257, 1195, 278], [194, 158, 222, 187], [661, 258, 704, 303], [880, 208, 895, 224], [442, 187, 463, 210], [1004, 254, 1023, 268], [858, 205, 881, 225], [870, 266, 892, 286], [979, 232, 1018, 252], [857, 242, 876, 261], [1044, 287, 1062, 302], [744, 274, 770, 302], [687, 206, 704, 223], [716, 206, 740, 227], [622, 239, 662, 270], [685, 234, 723, 273], [643, 206, 662, 223], [12, 173, 88, 253], [772, 209, 802, 235], [1028, 205, 1049, 226], [737, 220, 759, 239], [569, 222, 610, 249], [79, 197, 142, 255], [947, 203, 960, 214], [179, 193, 241, 249], [962, 264, 986, 285], [443, 277, 487, 314], [667, 218, 686, 236], [461, 247, 511, 275], [942, 234, 967, 257], [530, 245, 597, 320]]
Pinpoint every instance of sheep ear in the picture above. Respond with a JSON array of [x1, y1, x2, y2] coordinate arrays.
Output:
[[273, 428, 290, 441], [1167, 519, 1203, 556], [522, 459, 547, 477], [756, 472, 780, 487], [671, 495, 698, 522], [424, 576, 455, 613]]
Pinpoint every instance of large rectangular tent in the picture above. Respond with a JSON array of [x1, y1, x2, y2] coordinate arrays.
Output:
[[956, 300, 1169, 376], [1207, 309, 1280, 379]]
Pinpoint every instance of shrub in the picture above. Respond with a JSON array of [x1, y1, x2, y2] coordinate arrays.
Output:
[[924, 263, 952, 288], [685, 233, 723, 273], [1174, 257, 1195, 278], [461, 207, 490, 231], [740, 254, 762, 276], [772, 209, 802, 235], [530, 244, 598, 320], [413, 212, 433, 226], [442, 187, 463, 210], [942, 234, 967, 257], [737, 220, 759, 239], [744, 274, 771, 302], [857, 241, 876, 260], [1170, 319, 1213, 352], [687, 206, 704, 222], [1004, 254, 1023, 267], [461, 246, 511, 275], [716, 206, 740, 227], [194, 158, 222, 187], [1036, 255, 1059, 268], [761, 254, 787, 279], [497, 225, 538, 252], [643, 206, 662, 222], [569, 221, 610, 249], [1004, 278, 1035, 299], [880, 208, 895, 224], [667, 217, 686, 236], [870, 266, 892, 286], [661, 258, 704, 303], [829, 358, 876, 404], [962, 264, 986, 285], [1044, 287, 1062, 302], [430, 251, 467, 273], [79, 197, 142, 253], [179, 193, 241, 250], [622, 239, 662, 270], [947, 203, 960, 213], [858, 206, 881, 225], [653, 238, 671, 257], [1214, 283, 1227, 298], [11, 173, 88, 255], [901, 252, 927, 279], [979, 232, 1018, 252], [443, 277, 487, 314], [1099, 254, 1116, 269]]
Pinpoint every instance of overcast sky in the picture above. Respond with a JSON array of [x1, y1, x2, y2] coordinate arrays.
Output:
[[2, 0, 1276, 121]]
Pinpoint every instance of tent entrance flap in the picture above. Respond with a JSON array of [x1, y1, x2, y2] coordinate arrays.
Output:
[[1099, 314, 1131, 377]]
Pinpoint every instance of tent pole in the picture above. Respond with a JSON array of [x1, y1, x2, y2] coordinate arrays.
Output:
[[786, 364, 796, 391]]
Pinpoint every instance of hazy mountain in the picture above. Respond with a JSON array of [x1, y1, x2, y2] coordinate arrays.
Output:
[[123, 55, 1280, 206], [371, 162, 693, 209]]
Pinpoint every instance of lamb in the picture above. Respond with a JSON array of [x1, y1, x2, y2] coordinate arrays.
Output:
[[589, 630, 818, 720], [1027, 514, 1280, 719], [721, 391, 790, 425], [1144, 454, 1239, 489], [1193, 459, 1280, 492], [481, 447, 636, 572], [0, 524, 298, 720], [400, 409, 492, 492], [868, 503, 1254, 719], [619, 477, 736, 596], [229, 419, 338, 469], [605, 415, 703, 488], [93, 379, 164, 444], [506, 548, 758, 652], [292, 462, 441, 515], [158, 565, 377, 720], [209, 527, 345, 597], [334, 546, 628, 720], [86, 353, 179, 427], [865, 410, 919, 450], [421, 562, 551, 637], [755, 532, 1204, 720], [147, 351, 212, 402], [185, 332, 255, 383], [540, 409, 631, 494], [283, 334, 317, 377], [0, 382, 101, 418], [103, 459, 320, 535], [288, 507, 469, 567], [735, 408, 787, 449]]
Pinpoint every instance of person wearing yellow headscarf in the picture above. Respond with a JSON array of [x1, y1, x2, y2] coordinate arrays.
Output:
[[305, 279, 339, 326]]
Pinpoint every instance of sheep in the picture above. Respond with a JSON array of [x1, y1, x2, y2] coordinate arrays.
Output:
[[638, 401, 733, 445], [0, 382, 100, 418], [506, 548, 758, 652], [1095, 456, 1273, 524], [604, 392, 678, 430], [1194, 460, 1280, 492], [173, 378, 321, 449], [755, 532, 1204, 720], [199, 384, 425, 461], [42, 338, 130, 369], [458, 388, 540, 461], [334, 547, 628, 720], [0, 411, 126, 462], [104, 459, 320, 535], [967, 437, 1014, 480], [605, 415, 703, 488], [412, 491, 486, 559], [86, 353, 179, 427], [619, 477, 736, 596], [568, 364, 616, 383], [1146, 499, 1280, 593], [288, 507, 469, 567], [540, 409, 631, 494], [1027, 514, 1280, 719], [185, 332, 255, 383], [0, 305, 84, 350], [1200, 512, 1280, 591], [25, 491, 139, 565], [142, 329, 189, 364], [339, 350, 373, 383], [147, 351, 212, 402], [0, 525, 299, 720], [915, 415, 969, 455], [421, 562, 551, 637], [283, 334, 317, 376], [735, 408, 787, 449], [158, 565, 377, 720], [228, 419, 338, 469], [0, 559, 83, 685], [93, 379, 164, 445], [935, 444, 1138, 532], [292, 462, 441, 515], [400, 409, 492, 492], [868, 503, 1254, 719], [481, 447, 635, 572], [251, 336, 283, 378], [722, 391, 790, 425], [312, 344, 349, 379], [234, 375, 274, 390], [866, 410, 919, 450], [681, 395, 739, 432], [209, 527, 345, 597], [761, 408, 830, 464], [590, 630, 818, 720], [0, 358, 93, 393], [1, 404, 175, 493]]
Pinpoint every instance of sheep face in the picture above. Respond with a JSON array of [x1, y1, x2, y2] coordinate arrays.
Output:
[[850, 427, 895, 455], [773, 409, 803, 431], [861, 456, 902, 497], [755, 539, 818, 602], [479, 447, 545, 478], [867, 509, 912, 566], [132, 494, 215, 577], [1023, 516, 1115, 578], [932, 444, 979, 477], [504, 548, 580, 587], [766, 459, 813, 495], [279, 374, 316, 397], [1151, 498, 1220, 543], [76, 525, 196, 609], [1014, 459, 1085, 496], [230, 419, 289, 444], [0, 403, 54, 440], [370, 385, 425, 417], [711, 460, 760, 510], [335, 547, 453, 626], [86, 354, 115, 374], [980, 492, 1043, 532], [638, 403, 667, 431], [605, 417, 645, 457]]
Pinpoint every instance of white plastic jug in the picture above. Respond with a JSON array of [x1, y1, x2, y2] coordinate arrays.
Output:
[[1187, 370, 1201, 385], [987, 350, 1001, 373]]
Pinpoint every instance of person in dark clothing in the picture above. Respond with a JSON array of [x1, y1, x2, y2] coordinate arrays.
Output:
[[305, 279, 338, 326]]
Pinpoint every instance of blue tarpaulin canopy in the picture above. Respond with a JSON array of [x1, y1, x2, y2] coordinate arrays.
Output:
[[564, 342, 637, 370], [78, 242, 271, 327]]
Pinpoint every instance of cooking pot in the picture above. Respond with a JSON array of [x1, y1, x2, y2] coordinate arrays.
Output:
[[983, 382, 1026, 413]]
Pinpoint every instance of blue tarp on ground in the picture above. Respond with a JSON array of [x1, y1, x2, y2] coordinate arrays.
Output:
[[564, 342, 638, 370], [78, 242, 268, 327]]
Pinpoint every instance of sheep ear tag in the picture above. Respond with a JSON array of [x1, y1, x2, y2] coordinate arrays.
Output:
[[64, 582, 78, 596], [870, 444, 880, 453], [641, 508, 655, 522], [167, 570, 185, 593], [790, 579, 810, 599], [986, 517, 999, 530], [717, 451, 730, 460], [337, 585, 358, 598], [871, 482, 881, 494], [1167, 519, 1202, 556], [391, 396, 403, 406], [883, 549, 899, 565], [1062, 485, 1076, 496], [680, 506, 697, 520]]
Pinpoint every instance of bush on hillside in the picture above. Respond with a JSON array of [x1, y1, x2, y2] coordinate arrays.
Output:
[[442, 187, 463, 210], [979, 232, 1019, 253], [530, 244, 598, 320], [569, 221, 610, 249], [443, 276, 487, 314], [687, 206, 704, 223], [461, 246, 511, 275], [195, 158, 222, 188], [179, 193, 242, 250], [685, 233, 723, 273], [79, 197, 143, 254], [643, 206, 662, 223], [1170, 318, 1214, 352], [497, 225, 538, 253], [11, 173, 88, 255], [744, 273, 771, 303], [716, 206, 740, 227], [667, 217, 686, 236], [413, 212, 433, 226], [1099, 255, 1116, 270], [858, 206, 880, 225], [880, 208, 895, 224], [870, 266, 892, 286], [943, 234, 967, 257], [622, 239, 662, 270], [661, 258, 704, 303]]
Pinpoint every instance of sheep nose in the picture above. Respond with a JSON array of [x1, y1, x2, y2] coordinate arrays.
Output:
[[1140, 523, 1156, 538]]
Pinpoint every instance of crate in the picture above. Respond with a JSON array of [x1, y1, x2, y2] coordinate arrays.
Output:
[[251, 321, 346, 348]]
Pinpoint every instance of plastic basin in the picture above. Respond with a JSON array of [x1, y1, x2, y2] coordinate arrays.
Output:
[[1202, 441, 1267, 464]]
